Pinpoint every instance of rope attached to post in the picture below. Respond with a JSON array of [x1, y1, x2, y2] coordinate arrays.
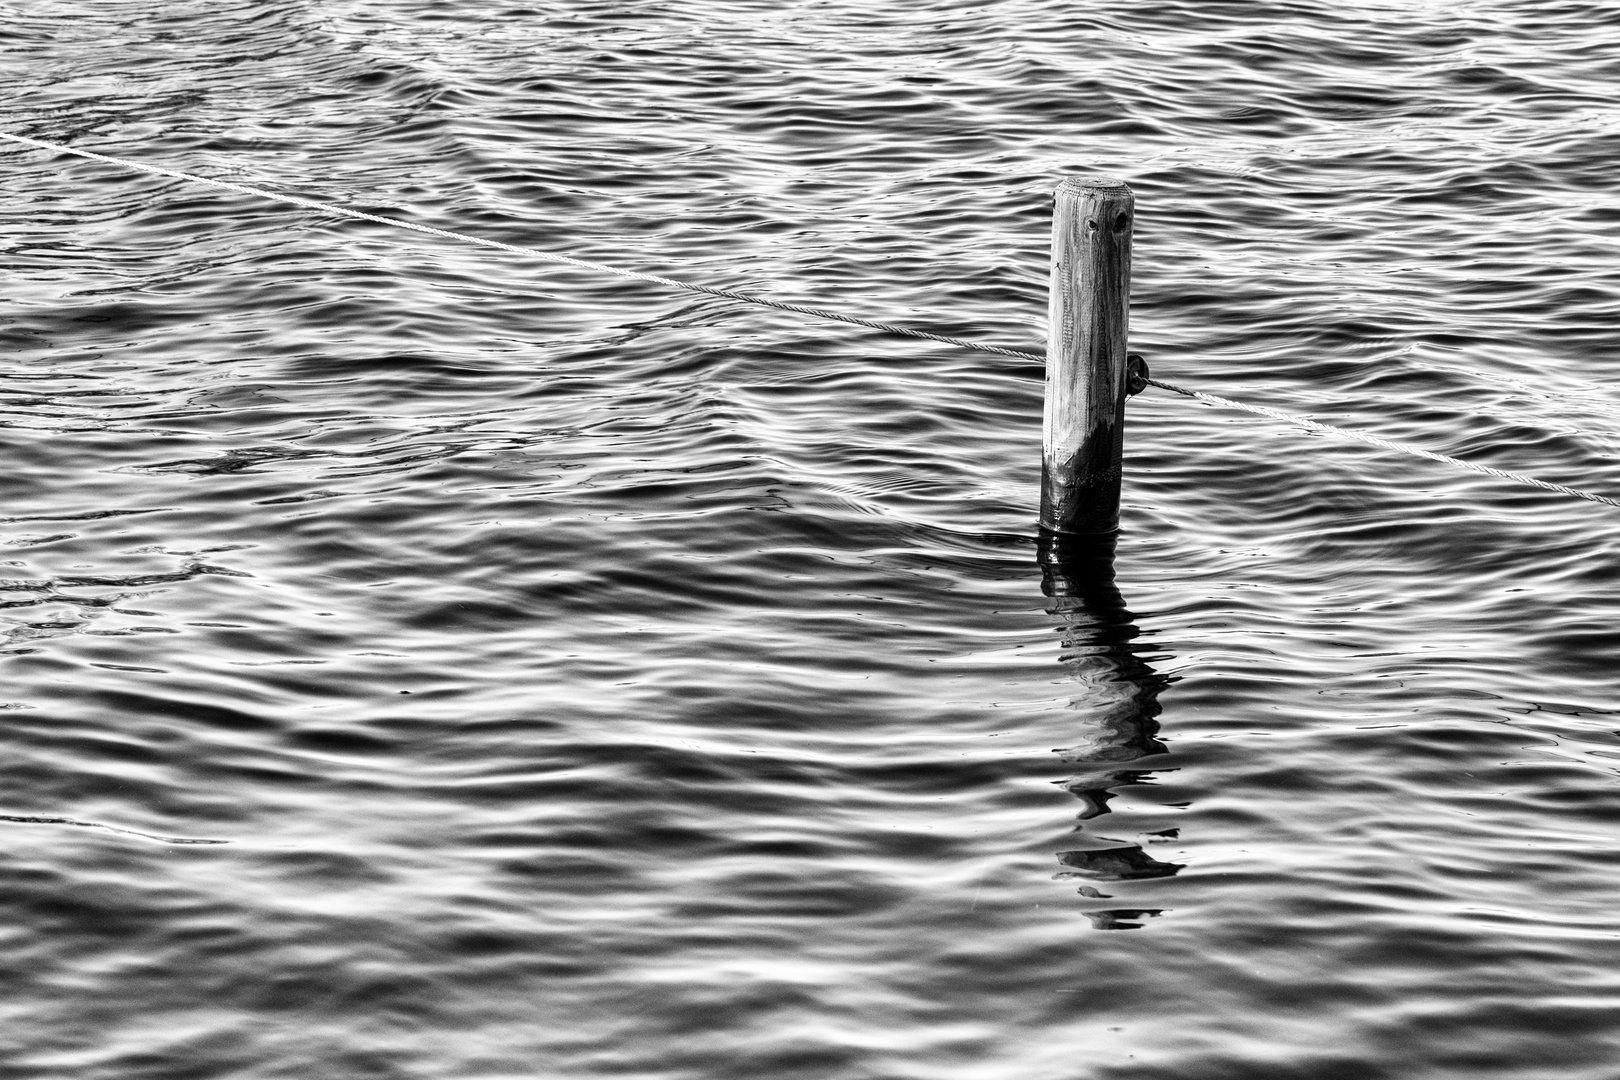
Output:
[[0, 131, 1042, 362], [1144, 377, 1620, 509], [3, 130, 1617, 510]]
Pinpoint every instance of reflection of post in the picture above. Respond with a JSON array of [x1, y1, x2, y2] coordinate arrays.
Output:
[[1039, 531, 1182, 930]]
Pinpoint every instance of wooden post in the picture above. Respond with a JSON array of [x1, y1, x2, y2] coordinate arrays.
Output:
[[1042, 177, 1134, 534]]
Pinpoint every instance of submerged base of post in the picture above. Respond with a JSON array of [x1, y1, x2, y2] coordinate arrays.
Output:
[[1041, 177, 1134, 534]]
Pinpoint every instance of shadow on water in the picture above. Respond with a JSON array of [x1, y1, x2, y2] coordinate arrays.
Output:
[[1039, 531, 1182, 930]]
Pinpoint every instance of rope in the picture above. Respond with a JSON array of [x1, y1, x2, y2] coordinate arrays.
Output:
[[0, 131, 1044, 362], [1144, 377, 1620, 509], [4, 131, 1614, 510]]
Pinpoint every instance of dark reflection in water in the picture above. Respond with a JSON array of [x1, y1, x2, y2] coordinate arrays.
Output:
[[1039, 532, 1182, 929]]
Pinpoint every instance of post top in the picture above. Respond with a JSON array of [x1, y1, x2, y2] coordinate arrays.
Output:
[[1055, 176, 1133, 197]]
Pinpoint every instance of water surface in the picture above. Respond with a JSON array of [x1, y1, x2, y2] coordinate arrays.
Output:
[[3, 1, 1620, 1076]]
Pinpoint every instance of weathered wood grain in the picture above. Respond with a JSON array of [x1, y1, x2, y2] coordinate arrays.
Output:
[[1041, 177, 1134, 534]]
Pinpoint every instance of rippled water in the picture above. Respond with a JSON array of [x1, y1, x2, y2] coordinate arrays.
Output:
[[4, 1, 1620, 1076]]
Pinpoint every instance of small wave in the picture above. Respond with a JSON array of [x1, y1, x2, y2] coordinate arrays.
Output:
[[0, 814, 227, 845]]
